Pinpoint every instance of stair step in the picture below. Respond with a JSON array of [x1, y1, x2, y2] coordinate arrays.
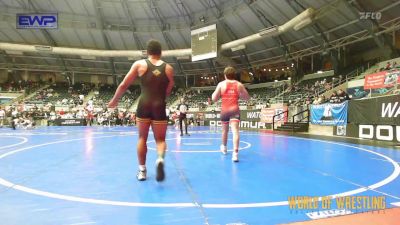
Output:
[[280, 124, 308, 128], [280, 125, 302, 129], [276, 125, 309, 132]]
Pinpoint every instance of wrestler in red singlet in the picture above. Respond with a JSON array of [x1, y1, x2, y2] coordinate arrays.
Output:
[[212, 66, 250, 162], [221, 81, 240, 123]]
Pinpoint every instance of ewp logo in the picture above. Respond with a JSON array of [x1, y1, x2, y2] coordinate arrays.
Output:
[[17, 13, 58, 29]]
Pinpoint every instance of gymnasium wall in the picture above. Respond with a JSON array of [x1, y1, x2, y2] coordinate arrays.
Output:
[[74, 74, 91, 83], [0, 69, 8, 83], [308, 124, 334, 136]]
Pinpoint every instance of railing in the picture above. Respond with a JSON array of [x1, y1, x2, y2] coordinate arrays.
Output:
[[272, 110, 288, 131], [291, 108, 310, 133], [0, 90, 24, 94], [316, 63, 375, 96]]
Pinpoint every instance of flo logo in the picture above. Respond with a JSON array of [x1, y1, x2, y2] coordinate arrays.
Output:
[[359, 12, 382, 20]]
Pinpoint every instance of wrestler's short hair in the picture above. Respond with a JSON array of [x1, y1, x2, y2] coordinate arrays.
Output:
[[146, 39, 162, 56], [224, 67, 236, 80]]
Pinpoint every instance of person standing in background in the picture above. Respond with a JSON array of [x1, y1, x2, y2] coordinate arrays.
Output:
[[0, 107, 5, 128], [177, 98, 190, 136]]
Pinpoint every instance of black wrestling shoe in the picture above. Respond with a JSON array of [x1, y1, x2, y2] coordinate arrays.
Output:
[[155, 158, 165, 182]]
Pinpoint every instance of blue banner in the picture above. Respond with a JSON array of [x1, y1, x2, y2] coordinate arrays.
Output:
[[311, 101, 348, 126]]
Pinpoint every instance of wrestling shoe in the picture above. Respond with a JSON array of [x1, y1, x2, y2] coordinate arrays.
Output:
[[137, 169, 147, 181], [156, 158, 165, 182], [220, 144, 227, 155], [232, 152, 239, 162]]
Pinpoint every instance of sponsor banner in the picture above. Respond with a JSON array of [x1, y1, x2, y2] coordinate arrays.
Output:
[[311, 102, 348, 126], [189, 110, 271, 129], [336, 125, 347, 136], [54, 119, 85, 126], [364, 70, 399, 89], [306, 209, 353, 220], [203, 112, 220, 120], [348, 94, 400, 125], [200, 110, 264, 122], [346, 86, 369, 99], [240, 109, 262, 121], [260, 106, 288, 123], [346, 85, 396, 99], [339, 124, 400, 143], [261, 108, 276, 123], [17, 13, 58, 29], [209, 120, 271, 129]]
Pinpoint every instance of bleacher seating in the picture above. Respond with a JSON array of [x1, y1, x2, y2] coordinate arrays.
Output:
[[187, 90, 213, 108], [3, 57, 398, 126], [247, 87, 282, 106], [0, 80, 43, 95], [93, 84, 139, 109], [25, 82, 90, 106]]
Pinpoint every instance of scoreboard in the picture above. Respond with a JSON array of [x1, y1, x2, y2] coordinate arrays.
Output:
[[191, 24, 217, 62]]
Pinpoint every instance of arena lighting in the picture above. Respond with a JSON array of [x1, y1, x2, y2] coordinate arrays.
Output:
[[5, 50, 23, 55], [287, 67, 289, 69], [177, 55, 190, 60], [263, 68, 267, 72], [81, 55, 96, 60], [274, 80, 278, 82], [259, 25, 278, 36], [293, 17, 313, 31], [34, 45, 53, 51], [288, 77, 291, 80], [317, 71, 323, 74], [282, 68, 285, 71], [231, 45, 246, 52], [269, 69, 271, 72], [221, 8, 314, 51], [199, 16, 206, 23], [275, 69, 278, 71]]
